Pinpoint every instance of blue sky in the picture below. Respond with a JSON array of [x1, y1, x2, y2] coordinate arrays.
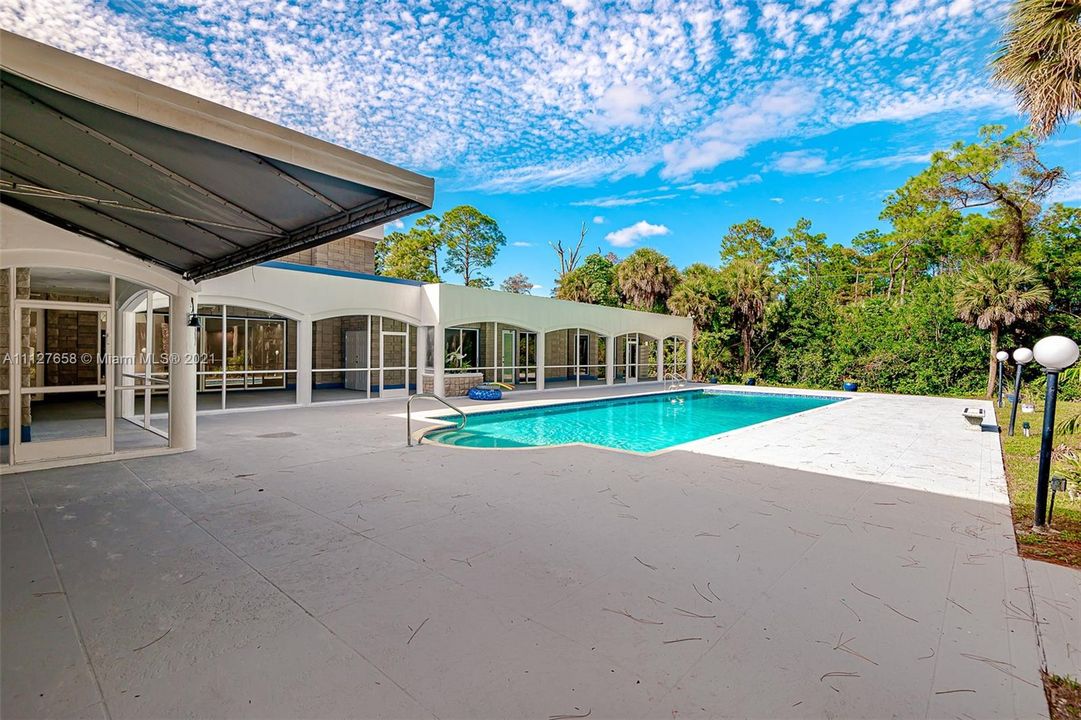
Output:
[[4, 0, 1079, 291]]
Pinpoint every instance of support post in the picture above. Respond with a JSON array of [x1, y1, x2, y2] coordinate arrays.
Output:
[[432, 325, 445, 397], [415, 326, 428, 396], [169, 287, 197, 451], [605, 335, 615, 385], [1008, 364, 1023, 437], [685, 335, 693, 380], [657, 338, 665, 384], [536, 331, 545, 391], [296, 318, 312, 406], [1034, 370, 1059, 528]]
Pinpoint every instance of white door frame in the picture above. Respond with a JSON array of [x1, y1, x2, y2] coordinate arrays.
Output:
[[626, 335, 639, 384], [12, 299, 114, 463], [500, 329, 516, 384], [379, 328, 409, 399]]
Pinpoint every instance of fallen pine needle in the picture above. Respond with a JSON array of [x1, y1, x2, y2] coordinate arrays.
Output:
[[674, 607, 716, 619], [885, 603, 919, 623], [602, 608, 663, 625], [549, 710, 591, 720], [820, 671, 860, 681], [693, 583, 713, 604], [634, 556, 657, 571], [132, 627, 171, 653], [663, 637, 703, 644], [850, 582, 880, 600], [407, 617, 429, 645], [935, 689, 975, 695]]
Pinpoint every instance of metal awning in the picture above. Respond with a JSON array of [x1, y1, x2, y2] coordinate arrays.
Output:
[[0, 31, 434, 282]]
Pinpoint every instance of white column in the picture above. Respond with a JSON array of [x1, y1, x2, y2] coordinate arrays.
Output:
[[535, 331, 545, 391], [605, 335, 615, 385], [433, 325, 445, 396], [415, 326, 428, 396], [685, 335, 693, 380], [657, 337, 665, 383], [169, 287, 197, 451], [297, 318, 312, 406]]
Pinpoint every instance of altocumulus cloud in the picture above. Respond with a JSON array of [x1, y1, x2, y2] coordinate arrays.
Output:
[[605, 221, 670, 248], [0, 0, 1016, 192]]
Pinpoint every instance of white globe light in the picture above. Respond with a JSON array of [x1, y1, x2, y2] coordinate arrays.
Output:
[[1033, 336, 1080, 371], [1013, 347, 1033, 364], [996, 350, 1009, 362]]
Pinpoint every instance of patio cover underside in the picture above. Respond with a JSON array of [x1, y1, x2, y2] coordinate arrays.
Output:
[[0, 32, 434, 282]]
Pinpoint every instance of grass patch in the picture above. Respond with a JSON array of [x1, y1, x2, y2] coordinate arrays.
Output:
[[996, 399, 1081, 568], [1044, 672, 1081, 720]]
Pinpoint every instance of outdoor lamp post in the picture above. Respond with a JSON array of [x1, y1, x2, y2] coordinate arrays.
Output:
[[1008, 347, 1033, 437], [1032, 336, 1080, 530], [996, 350, 1009, 407]]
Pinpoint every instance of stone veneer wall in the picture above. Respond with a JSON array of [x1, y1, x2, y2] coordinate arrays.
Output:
[[280, 235, 376, 274], [423, 371, 483, 397], [2, 270, 38, 440]]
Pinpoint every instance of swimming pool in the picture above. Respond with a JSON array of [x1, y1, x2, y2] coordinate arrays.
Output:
[[426, 389, 845, 453]]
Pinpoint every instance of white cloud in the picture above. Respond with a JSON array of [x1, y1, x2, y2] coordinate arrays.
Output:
[[770, 197, 785, 203], [660, 84, 818, 179], [1049, 172, 1081, 203], [511, 241, 533, 247], [680, 174, 762, 194], [387, 219, 406, 230], [769, 149, 830, 174], [571, 192, 677, 208], [593, 215, 605, 224], [850, 151, 932, 169], [590, 83, 653, 129], [604, 220, 670, 248], [848, 88, 1014, 124], [0, 0, 1018, 193]]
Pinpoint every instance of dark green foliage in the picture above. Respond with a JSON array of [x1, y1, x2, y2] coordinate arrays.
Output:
[[556, 253, 620, 306]]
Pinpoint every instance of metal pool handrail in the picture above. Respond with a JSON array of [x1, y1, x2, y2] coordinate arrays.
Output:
[[406, 393, 467, 447], [664, 371, 686, 391]]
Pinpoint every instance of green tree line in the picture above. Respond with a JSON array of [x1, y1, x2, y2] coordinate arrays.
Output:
[[375, 127, 1079, 399], [548, 126, 1078, 398]]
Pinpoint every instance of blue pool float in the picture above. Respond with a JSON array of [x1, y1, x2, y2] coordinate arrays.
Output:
[[468, 386, 503, 401]]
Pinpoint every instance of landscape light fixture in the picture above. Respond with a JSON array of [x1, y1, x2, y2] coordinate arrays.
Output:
[[995, 350, 1009, 407], [1031, 335, 1080, 530], [1007, 347, 1033, 437]]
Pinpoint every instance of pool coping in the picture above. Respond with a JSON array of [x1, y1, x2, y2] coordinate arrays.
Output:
[[403, 386, 855, 457]]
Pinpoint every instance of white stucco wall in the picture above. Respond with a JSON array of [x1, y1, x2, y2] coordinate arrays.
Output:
[[198, 264, 433, 325], [428, 283, 692, 340]]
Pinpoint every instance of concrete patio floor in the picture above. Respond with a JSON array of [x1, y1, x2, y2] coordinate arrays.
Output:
[[0, 385, 1068, 719]]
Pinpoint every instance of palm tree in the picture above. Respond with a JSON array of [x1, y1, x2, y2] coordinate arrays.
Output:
[[615, 248, 679, 312], [724, 258, 771, 375], [555, 272, 593, 303], [667, 279, 719, 334], [992, 0, 1081, 137], [955, 259, 1050, 396]]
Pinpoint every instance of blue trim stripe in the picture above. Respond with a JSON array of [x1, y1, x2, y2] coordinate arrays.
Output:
[[260, 261, 427, 287]]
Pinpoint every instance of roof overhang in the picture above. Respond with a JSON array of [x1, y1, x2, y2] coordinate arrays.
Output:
[[0, 30, 434, 282]]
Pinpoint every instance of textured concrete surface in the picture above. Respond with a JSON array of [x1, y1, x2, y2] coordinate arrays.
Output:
[[1025, 558, 1081, 682], [0, 386, 1058, 719]]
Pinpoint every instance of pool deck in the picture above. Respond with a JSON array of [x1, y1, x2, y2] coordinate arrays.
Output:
[[2, 383, 1077, 718]]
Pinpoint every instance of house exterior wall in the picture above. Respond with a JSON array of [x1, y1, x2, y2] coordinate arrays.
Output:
[[1, 206, 198, 472], [279, 231, 379, 275]]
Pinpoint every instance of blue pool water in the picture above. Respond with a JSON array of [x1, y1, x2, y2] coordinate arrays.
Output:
[[428, 389, 844, 453]]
